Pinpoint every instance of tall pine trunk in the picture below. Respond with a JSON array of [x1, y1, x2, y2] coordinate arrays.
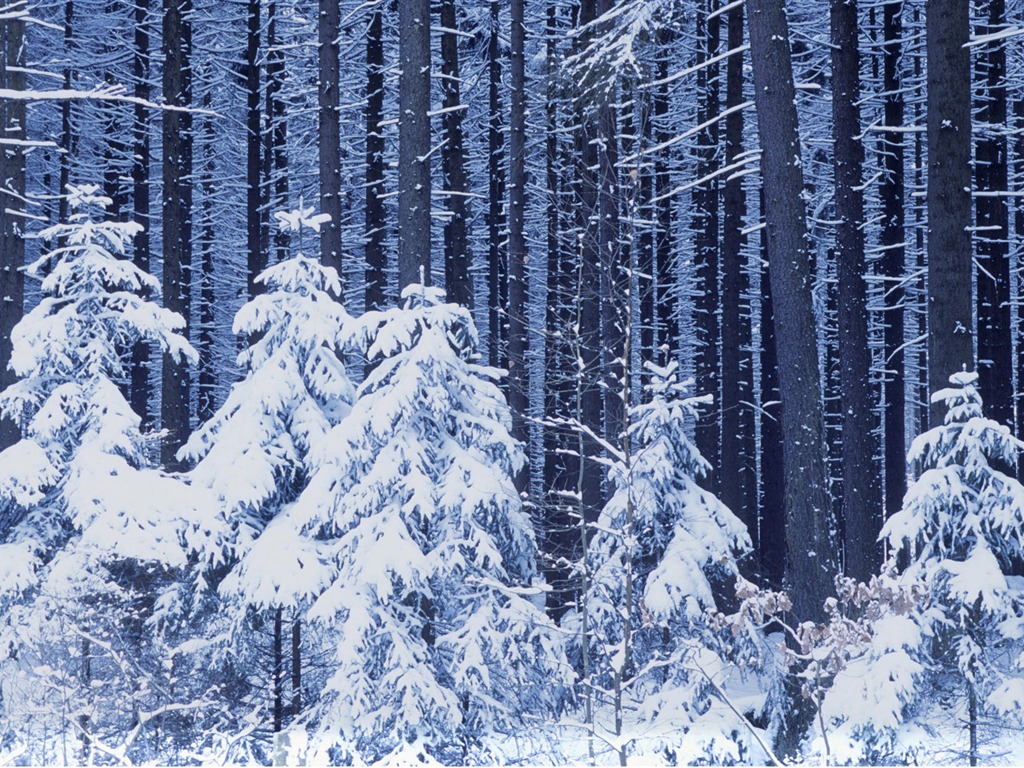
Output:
[[245, 0, 263, 298], [398, 0, 431, 289], [365, 7, 387, 311], [926, 0, 973, 422], [832, 0, 880, 580], [747, 0, 836, 621], [131, 0, 153, 430], [161, 0, 194, 469], [318, 0, 342, 276]]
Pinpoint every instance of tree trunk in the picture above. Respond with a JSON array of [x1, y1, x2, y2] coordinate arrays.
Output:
[[439, 0, 473, 308], [0, 30, 23, 397], [747, 0, 836, 621], [130, 0, 153, 431], [654, 33, 677, 355], [0, 15, 26, 451], [926, 0, 973, 422], [720, 2, 756, 554], [398, 0, 432, 290], [161, 0, 194, 469], [365, 7, 387, 311], [487, 0, 506, 366], [197, 98, 217, 426], [266, 0, 289, 266], [880, 0, 906, 521], [318, 0, 342, 276], [245, 0, 263, 298], [832, 0, 880, 581], [693, 0, 721, 493], [508, 0, 529, 488], [975, 0, 1012, 430]]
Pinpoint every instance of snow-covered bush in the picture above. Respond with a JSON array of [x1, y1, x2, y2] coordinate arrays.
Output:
[[177, 206, 353, 760], [874, 370, 1024, 763], [290, 285, 572, 763], [0, 186, 215, 762], [575, 361, 762, 763]]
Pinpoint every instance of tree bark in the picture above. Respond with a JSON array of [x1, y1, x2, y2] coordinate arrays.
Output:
[[318, 0, 342, 276], [398, 0, 432, 290], [266, 0, 289, 266], [245, 0, 263, 298], [365, 7, 387, 311], [0, 14, 26, 451], [161, 0, 194, 469], [693, 0, 721, 493], [720, 2, 756, 556], [747, 0, 836, 621], [130, 0, 153, 431], [487, 0, 506, 366], [926, 0, 973, 422], [440, 0, 473, 308], [508, 0, 529, 487], [880, 0, 906, 520], [832, 0, 880, 581], [975, 0, 1012, 430]]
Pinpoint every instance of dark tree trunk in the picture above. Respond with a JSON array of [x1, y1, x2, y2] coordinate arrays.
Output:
[[0, 15, 26, 451], [318, 0, 342, 275], [508, 0, 529, 488], [832, 0, 880, 581], [747, 0, 836, 621], [693, 0, 721, 493], [759, 212, 786, 588], [197, 101, 217, 426], [58, 1, 74, 228], [398, 0, 432, 290], [161, 0, 194, 470], [439, 0, 473, 308], [266, 0, 289, 266], [291, 615, 301, 718], [926, 0, 973, 421], [720, 2, 756, 554], [130, 0, 153, 431], [487, 0, 506, 367], [577, 0, 604, 526], [365, 7, 387, 311], [245, 0, 263, 298], [975, 0, 1012, 430], [1016, 99, 1024, 479], [273, 607, 283, 733], [654, 34, 677, 354], [880, 0, 906, 521]]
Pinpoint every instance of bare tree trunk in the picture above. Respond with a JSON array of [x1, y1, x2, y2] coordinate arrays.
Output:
[[508, 0, 529, 491], [720, 2, 756, 556], [926, 0, 973, 422], [197, 98, 217, 425], [693, 0, 721, 493], [747, 0, 836, 621], [130, 0, 153, 430], [265, 0, 289, 265], [365, 7, 387, 311], [832, 0, 880, 581], [398, 0, 432, 290], [975, 0, 1012, 431], [318, 0, 342, 276], [245, 0, 263, 298], [439, 0, 473, 308], [880, 0, 906, 521], [0, 15, 26, 451], [487, 0, 506, 366], [161, 0, 194, 469]]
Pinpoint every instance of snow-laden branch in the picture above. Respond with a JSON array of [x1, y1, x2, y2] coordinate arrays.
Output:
[[0, 87, 219, 116]]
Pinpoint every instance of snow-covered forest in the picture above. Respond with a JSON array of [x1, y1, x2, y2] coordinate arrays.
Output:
[[3, 0, 1024, 763]]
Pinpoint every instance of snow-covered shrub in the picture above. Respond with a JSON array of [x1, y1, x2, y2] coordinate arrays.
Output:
[[177, 206, 353, 760], [574, 361, 763, 763], [0, 186, 216, 763], [872, 370, 1024, 763], [291, 285, 572, 763]]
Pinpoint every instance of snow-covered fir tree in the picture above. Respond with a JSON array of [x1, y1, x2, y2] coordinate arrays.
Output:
[[176, 206, 353, 761], [826, 371, 1024, 763], [287, 285, 571, 763], [576, 361, 758, 763], [0, 186, 215, 762]]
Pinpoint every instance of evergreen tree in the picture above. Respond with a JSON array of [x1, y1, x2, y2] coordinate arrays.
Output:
[[578, 361, 756, 762], [877, 371, 1024, 762], [293, 286, 571, 762], [0, 186, 213, 762]]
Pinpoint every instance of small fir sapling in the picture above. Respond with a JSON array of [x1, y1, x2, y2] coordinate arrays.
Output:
[[578, 361, 757, 763], [0, 186, 215, 761], [292, 285, 571, 763]]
